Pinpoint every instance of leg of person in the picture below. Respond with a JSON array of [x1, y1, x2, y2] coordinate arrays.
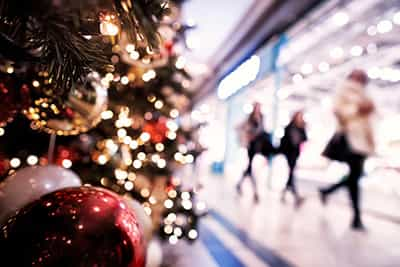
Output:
[[287, 154, 305, 207], [249, 171, 259, 203], [285, 155, 298, 195], [347, 155, 365, 229], [237, 142, 256, 194], [281, 154, 295, 202], [319, 175, 349, 205]]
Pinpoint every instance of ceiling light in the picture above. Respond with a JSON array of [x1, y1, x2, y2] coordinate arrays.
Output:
[[330, 47, 344, 59], [301, 63, 313, 75], [350, 45, 363, 57], [292, 73, 303, 83], [393, 12, 400, 25], [318, 62, 330, 73], [332, 12, 349, 27], [377, 20, 393, 34], [367, 67, 380, 79], [217, 55, 260, 100]]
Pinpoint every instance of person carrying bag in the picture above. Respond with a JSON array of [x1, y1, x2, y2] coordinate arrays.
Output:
[[320, 69, 375, 230]]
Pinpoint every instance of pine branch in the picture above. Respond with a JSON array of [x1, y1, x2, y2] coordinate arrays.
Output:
[[114, 0, 168, 51]]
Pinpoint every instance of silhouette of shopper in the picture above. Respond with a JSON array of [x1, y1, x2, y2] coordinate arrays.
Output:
[[320, 70, 375, 230], [280, 111, 307, 207]]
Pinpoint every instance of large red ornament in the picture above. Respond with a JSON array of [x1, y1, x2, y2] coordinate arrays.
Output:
[[143, 119, 168, 143], [0, 186, 146, 267]]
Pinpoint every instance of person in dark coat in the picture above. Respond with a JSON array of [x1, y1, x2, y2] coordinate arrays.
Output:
[[280, 111, 307, 207], [236, 102, 264, 203]]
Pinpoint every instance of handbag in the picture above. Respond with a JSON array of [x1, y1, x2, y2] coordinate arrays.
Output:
[[257, 132, 277, 157], [322, 133, 351, 162]]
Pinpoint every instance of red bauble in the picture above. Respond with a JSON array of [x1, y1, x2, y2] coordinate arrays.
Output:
[[143, 119, 168, 143], [0, 186, 146, 267]]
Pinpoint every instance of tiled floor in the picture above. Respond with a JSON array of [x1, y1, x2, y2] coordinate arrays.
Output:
[[163, 164, 400, 267]]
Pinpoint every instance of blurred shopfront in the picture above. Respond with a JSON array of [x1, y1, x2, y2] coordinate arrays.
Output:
[[192, 0, 400, 219]]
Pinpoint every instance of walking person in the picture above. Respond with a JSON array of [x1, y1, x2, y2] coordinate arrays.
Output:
[[236, 102, 264, 203], [320, 69, 375, 230], [280, 111, 307, 207]]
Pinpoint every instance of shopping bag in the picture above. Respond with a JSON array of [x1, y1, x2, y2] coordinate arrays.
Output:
[[322, 133, 350, 162], [257, 132, 277, 157]]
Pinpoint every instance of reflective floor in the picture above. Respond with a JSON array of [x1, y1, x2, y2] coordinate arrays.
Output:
[[163, 158, 400, 267]]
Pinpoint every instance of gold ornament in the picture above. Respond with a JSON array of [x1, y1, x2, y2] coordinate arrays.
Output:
[[24, 72, 108, 136]]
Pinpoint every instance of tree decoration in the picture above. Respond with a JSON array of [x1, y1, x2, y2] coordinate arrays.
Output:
[[0, 186, 146, 267], [23, 72, 108, 136], [0, 165, 81, 224], [0, 0, 205, 245], [0, 0, 168, 95]]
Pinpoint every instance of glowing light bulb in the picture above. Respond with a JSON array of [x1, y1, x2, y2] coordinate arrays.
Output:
[[27, 155, 38, 166], [10, 158, 21, 168], [99, 14, 119, 36]]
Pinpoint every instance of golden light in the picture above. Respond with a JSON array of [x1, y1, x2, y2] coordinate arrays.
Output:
[[175, 56, 186, 69], [133, 159, 142, 169], [121, 76, 129, 85], [167, 131, 177, 140], [155, 143, 164, 152], [105, 73, 114, 81], [10, 158, 21, 168], [147, 95, 157, 103], [137, 152, 146, 161], [167, 120, 178, 131], [170, 109, 179, 118], [168, 189, 177, 198], [130, 140, 138, 150], [167, 213, 177, 222], [185, 154, 194, 164], [182, 199, 192, 210], [196, 201, 207, 212], [140, 188, 150, 198], [188, 229, 198, 240], [115, 168, 128, 180], [101, 110, 114, 120], [174, 152, 183, 162], [149, 196, 157, 205], [124, 181, 134, 191], [151, 154, 160, 162], [125, 44, 135, 53], [181, 191, 191, 200], [164, 199, 174, 209], [0, 127, 4, 136], [172, 228, 181, 238], [117, 128, 127, 138], [157, 159, 166, 168], [169, 235, 178, 245], [154, 100, 164, 109], [123, 136, 132, 145], [130, 51, 140, 60], [128, 172, 136, 181], [99, 14, 119, 36], [26, 155, 38, 166], [62, 159, 72, 168], [142, 69, 156, 82], [32, 80, 40, 87], [164, 225, 173, 234], [98, 154, 108, 165], [140, 132, 151, 142], [6, 66, 14, 74]]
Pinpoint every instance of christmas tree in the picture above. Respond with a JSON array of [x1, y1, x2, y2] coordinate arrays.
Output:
[[0, 0, 206, 244]]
